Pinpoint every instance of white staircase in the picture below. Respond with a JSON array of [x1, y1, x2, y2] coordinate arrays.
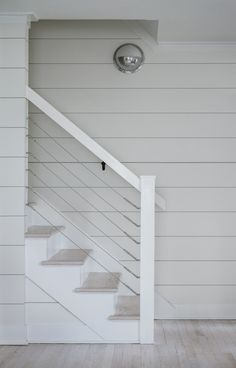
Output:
[[25, 86, 166, 343]]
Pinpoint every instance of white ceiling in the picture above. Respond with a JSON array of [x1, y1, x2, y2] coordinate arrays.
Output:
[[1, 0, 236, 43]]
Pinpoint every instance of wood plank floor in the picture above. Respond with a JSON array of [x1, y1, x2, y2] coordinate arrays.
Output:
[[1, 321, 236, 367]]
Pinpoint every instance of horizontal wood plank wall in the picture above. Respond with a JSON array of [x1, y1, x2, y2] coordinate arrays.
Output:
[[0, 16, 28, 344], [29, 20, 236, 319]]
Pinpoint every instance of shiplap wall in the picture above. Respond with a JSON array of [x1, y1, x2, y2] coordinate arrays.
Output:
[[29, 20, 236, 319], [0, 15, 28, 343]]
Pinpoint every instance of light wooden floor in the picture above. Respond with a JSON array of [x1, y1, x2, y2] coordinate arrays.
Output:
[[1, 321, 236, 368]]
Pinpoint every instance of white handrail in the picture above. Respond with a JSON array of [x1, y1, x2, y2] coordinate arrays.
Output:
[[26, 87, 166, 210]]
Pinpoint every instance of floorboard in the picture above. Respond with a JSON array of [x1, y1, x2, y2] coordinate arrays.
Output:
[[1, 321, 236, 368]]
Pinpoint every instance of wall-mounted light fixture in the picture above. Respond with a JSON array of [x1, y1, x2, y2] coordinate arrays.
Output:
[[113, 43, 144, 73]]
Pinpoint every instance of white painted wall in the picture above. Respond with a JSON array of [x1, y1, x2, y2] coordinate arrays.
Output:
[[0, 15, 29, 344], [29, 20, 236, 319]]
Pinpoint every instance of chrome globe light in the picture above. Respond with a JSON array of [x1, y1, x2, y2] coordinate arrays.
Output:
[[113, 43, 144, 73]]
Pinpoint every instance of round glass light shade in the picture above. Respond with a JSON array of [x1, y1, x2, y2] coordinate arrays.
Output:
[[113, 43, 144, 73]]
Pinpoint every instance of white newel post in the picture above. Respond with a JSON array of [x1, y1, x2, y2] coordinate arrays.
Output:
[[140, 176, 156, 344]]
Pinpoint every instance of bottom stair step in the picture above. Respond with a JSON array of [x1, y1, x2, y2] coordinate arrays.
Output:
[[74, 272, 120, 292], [109, 296, 140, 320], [41, 249, 91, 265]]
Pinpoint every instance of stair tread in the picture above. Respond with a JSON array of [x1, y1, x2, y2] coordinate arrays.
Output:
[[109, 296, 140, 320], [25, 225, 64, 238], [75, 272, 120, 292], [41, 249, 91, 265]]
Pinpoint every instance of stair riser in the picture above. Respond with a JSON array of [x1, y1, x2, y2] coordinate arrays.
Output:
[[47, 232, 62, 259]]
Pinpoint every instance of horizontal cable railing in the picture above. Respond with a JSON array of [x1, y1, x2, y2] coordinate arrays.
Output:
[[29, 120, 140, 228], [29, 119, 141, 209], [29, 135, 140, 241], [30, 119, 140, 210]]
